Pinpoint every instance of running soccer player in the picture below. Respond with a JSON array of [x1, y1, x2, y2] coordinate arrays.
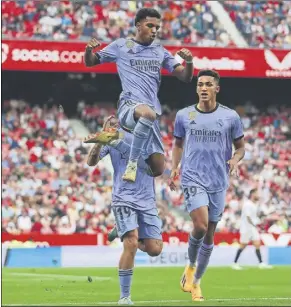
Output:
[[86, 117, 163, 305], [232, 188, 273, 270], [84, 8, 193, 182], [169, 69, 245, 301]]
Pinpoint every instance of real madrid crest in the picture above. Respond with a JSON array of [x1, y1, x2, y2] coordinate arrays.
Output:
[[188, 111, 197, 121], [126, 40, 134, 49], [216, 119, 224, 127]]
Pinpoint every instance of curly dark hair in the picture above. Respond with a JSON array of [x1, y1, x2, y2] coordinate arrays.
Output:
[[135, 8, 161, 25]]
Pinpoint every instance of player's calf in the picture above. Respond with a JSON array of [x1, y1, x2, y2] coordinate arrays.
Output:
[[181, 207, 215, 295], [193, 221, 216, 286], [122, 231, 139, 260], [233, 243, 247, 266], [180, 207, 208, 292], [118, 230, 138, 303], [119, 230, 139, 271]]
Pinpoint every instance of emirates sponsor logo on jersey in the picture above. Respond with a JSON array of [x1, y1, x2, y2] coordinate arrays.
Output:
[[264, 50, 291, 77]]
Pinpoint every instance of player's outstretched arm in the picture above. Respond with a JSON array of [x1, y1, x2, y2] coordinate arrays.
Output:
[[84, 38, 101, 67], [169, 137, 184, 190], [172, 48, 194, 83]]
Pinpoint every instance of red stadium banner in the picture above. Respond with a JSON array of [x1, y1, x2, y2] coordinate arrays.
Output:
[[2, 232, 291, 247], [2, 40, 291, 78], [2, 233, 100, 246]]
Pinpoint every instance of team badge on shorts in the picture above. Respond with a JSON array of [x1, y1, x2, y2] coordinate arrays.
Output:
[[126, 40, 134, 49]]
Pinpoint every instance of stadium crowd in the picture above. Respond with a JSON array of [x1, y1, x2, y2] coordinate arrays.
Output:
[[2, 0, 291, 49], [1, 100, 180, 235], [1, 0, 231, 47], [223, 0, 291, 49], [2, 100, 291, 235]]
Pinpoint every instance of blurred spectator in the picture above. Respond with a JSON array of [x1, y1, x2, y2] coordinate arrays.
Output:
[[17, 209, 32, 233]]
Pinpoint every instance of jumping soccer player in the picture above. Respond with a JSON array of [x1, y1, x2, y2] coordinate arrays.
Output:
[[232, 188, 273, 270], [169, 69, 245, 301], [84, 8, 193, 182], [86, 117, 163, 305]]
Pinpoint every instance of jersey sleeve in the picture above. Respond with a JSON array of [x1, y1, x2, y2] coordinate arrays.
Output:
[[162, 47, 181, 73], [173, 110, 186, 138], [99, 145, 110, 159], [95, 40, 119, 64], [231, 112, 244, 141]]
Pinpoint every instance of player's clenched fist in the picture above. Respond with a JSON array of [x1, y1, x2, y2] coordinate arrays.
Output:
[[86, 38, 101, 50], [177, 48, 193, 63]]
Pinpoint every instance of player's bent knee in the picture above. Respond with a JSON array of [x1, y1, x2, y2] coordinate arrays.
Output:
[[151, 168, 164, 177], [253, 241, 261, 248], [147, 154, 165, 177], [147, 249, 161, 257], [195, 219, 208, 233], [145, 240, 163, 257], [134, 105, 156, 122], [194, 221, 208, 237], [240, 243, 247, 249], [123, 231, 139, 252], [123, 240, 138, 253]]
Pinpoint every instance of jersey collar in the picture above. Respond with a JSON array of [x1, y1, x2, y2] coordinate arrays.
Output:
[[195, 103, 219, 114]]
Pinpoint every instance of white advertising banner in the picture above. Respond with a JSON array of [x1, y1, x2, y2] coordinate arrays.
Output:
[[61, 246, 122, 267], [61, 246, 268, 268]]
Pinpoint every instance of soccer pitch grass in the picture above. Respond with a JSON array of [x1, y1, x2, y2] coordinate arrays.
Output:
[[2, 267, 291, 306]]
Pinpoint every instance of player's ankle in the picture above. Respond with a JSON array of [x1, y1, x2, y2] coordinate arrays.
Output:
[[194, 277, 201, 285]]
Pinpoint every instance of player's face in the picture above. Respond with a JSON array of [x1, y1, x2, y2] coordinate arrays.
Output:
[[137, 17, 161, 44], [196, 76, 220, 103]]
